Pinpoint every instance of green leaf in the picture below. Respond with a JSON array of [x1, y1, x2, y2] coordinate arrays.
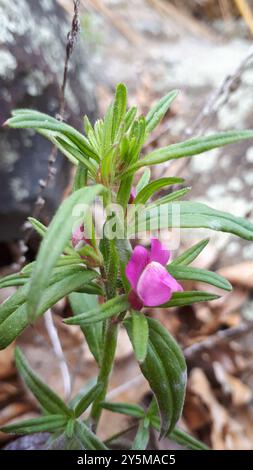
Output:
[[0, 272, 28, 289], [134, 177, 184, 204], [168, 265, 232, 291], [130, 312, 149, 363], [171, 238, 209, 266], [52, 136, 97, 177], [0, 415, 68, 435], [135, 168, 151, 194], [0, 284, 29, 327], [28, 217, 47, 238], [161, 290, 220, 308], [125, 317, 187, 437], [0, 270, 97, 349], [6, 110, 99, 162], [101, 402, 145, 418], [15, 348, 71, 416], [150, 416, 209, 450], [146, 90, 178, 135], [69, 292, 103, 365], [27, 185, 105, 319], [112, 83, 127, 141], [125, 106, 137, 132], [73, 383, 103, 418], [73, 163, 88, 191], [148, 187, 191, 208], [73, 420, 107, 450], [170, 427, 209, 450], [132, 420, 150, 450], [129, 201, 253, 241], [64, 294, 129, 326], [124, 130, 253, 174]]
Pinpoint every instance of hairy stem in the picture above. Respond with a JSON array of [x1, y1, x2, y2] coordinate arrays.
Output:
[[90, 318, 118, 430]]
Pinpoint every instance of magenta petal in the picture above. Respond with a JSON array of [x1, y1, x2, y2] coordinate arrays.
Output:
[[72, 223, 84, 248], [125, 245, 149, 290], [162, 272, 183, 293], [150, 238, 170, 266], [137, 261, 182, 307]]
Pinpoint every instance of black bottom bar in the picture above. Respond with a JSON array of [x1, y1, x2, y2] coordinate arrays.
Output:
[[1, 450, 253, 467]]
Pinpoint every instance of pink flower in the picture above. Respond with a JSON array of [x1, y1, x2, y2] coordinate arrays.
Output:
[[126, 238, 183, 310], [71, 223, 90, 250], [128, 187, 136, 204]]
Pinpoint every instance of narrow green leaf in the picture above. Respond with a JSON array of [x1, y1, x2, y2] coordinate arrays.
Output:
[[74, 420, 107, 450], [52, 136, 97, 177], [6, 111, 99, 162], [73, 383, 103, 418], [69, 292, 103, 365], [171, 239, 209, 266], [112, 83, 127, 141], [73, 164, 88, 191], [170, 427, 209, 450], [0, 270, 97, 349], [0, 284, 29, 327], [15, 348, 71, 416], [131, 312, 149, 363], [168, 265, 232, 291], [134, 177, 184, 204], [124, 130, 253, 174], [125, 317, 187, 436], [146, 90, 178, 135], [148, 187, 191, 208], [125, 106, 137, 132], [64, 294, 129, 326], [132, 420, 150, 450], [135, 168, 151, 194], [150, 416, 209, 450], [28, 217, 47, 238], [0, 415, 68, 435], [27, 185, 104, 319], [101, 402, 145, 418], [161, 290, 220, 308], [130, 201, 253, 241], [0, 272, 28, 289]]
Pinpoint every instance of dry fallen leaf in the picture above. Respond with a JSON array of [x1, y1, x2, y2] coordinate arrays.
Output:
[[0, 343, 15, 380], [188, 368, 252, 449], [218, 262, 253, 289], [213, 361, 252, 407]]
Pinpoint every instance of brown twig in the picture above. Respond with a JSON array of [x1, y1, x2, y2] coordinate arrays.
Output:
[[184, 320, 253, 360]]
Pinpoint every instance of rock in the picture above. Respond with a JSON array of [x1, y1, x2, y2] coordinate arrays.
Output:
[[0, 0, 97, 241], [4, 432, 49, 450]]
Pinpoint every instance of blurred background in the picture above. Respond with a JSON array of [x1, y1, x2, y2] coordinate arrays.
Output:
[[1, 0, 253, 450]]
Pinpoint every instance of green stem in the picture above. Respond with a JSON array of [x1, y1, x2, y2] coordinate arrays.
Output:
[[90, 318, 118, 429]]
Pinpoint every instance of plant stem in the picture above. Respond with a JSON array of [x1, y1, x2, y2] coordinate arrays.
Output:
[[90, 318, 118, 430]]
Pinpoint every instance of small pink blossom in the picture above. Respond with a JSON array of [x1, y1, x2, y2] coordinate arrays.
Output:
[[71, 223, 90, 250], [126, 238, 183, 310], [128, 187, 136, 204]]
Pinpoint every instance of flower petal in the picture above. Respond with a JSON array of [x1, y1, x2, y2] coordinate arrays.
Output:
[[125, 245, 149, 290], [150, 238, 170, 266], [72, 223, 85, 248], [137, 261, 182, 307]]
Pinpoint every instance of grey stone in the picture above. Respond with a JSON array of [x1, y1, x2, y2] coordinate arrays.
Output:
[[0, 0, 97, 241]]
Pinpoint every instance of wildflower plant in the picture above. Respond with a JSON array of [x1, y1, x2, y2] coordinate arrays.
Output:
[[1, 84, 253, 450]]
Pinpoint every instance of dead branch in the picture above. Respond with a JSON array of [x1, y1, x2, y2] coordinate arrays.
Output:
[[184, 321, 253, 360], [44, 310, 72, 400]]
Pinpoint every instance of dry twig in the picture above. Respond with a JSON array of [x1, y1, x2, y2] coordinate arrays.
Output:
[[44, 310, 72, 400]]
